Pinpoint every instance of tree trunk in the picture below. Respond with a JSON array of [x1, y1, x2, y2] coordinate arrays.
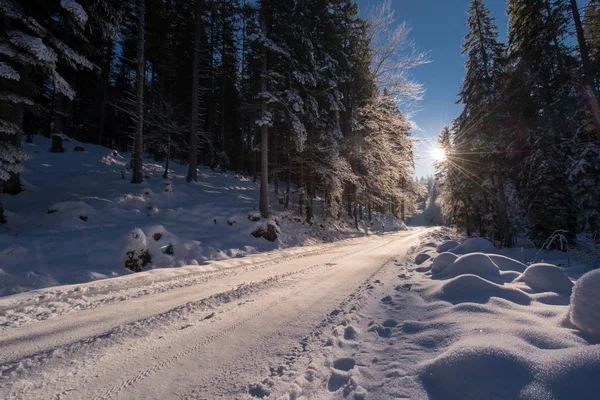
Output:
[[570, 0, 600, 139], [163, 133, 170, 179], [306, 176, 314, 224], [258, 14, 269, 218], [285, 167, 291, 209], [187, 0, 203, 183], [131, 0, 146, 184], [0, 184, 6, 224]]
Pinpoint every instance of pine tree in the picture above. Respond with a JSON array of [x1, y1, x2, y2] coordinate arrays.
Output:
[[0, 0, 105, 222]]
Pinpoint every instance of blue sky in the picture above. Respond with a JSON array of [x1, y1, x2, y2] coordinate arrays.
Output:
[[358, 0, 509, 178]]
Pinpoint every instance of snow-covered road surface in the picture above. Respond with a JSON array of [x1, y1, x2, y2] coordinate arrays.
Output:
[[0, 228, 432, 399]]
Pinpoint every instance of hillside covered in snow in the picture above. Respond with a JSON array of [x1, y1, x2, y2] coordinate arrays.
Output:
[[0, 136, 406, 296]]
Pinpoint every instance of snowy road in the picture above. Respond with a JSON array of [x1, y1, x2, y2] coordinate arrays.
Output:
[[0, 228, 432, 399]]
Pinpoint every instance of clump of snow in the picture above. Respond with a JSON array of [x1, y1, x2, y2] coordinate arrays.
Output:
[[415, 253, 431, 265], [431, 252, 458, 274], [516, 263, 574, 294], [419, 342, 533, 400], [570, 269, 600, 339], [451, 237, 495, 255], [436, 240, 459, 253], [433, 274, 531, 305], [437, 253, 500, 278]]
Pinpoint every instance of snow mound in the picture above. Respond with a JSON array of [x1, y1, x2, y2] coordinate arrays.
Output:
[[437, 253, 500, 278], [516, 263, 574, 294], [436, 240, 459, 253], [431, 252, 458, 274], [419, 343, 533, 400], [415, 253, 431, 265], [433, 274, 531, 305], [488, 254, 527, 272], [44, 201, 98, 230], [451, 237, 495, 255], [570, 269, 600, 339]]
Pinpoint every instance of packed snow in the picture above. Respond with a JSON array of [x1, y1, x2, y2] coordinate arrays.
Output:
[[0, 136, 406, 296]]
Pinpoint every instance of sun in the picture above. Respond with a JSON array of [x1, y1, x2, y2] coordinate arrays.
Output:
[[430, 146, 447, 162]]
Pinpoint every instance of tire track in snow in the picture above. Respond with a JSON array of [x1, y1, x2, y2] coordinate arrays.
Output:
[[89, 237, 404, 400]]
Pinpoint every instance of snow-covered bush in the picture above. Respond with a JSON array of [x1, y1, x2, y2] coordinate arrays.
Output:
[[124, 228, 152, 272], [570, 269, 600, 339], [516, 264, 573, 294], [251, 220, 279, 242]]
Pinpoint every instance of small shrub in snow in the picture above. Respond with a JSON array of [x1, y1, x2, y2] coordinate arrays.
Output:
[[162, 243, 174, 255], [516, 263, 573, 294], [125, 249, 152, 272], [74, 146, 85, 152], [152, 232, 162, 241], [431, 252, 458, 274], [436, 241, 459, 253], [251, 221, 279, 242], [570, 269, 600, 339], [124, 228, 152, 272]]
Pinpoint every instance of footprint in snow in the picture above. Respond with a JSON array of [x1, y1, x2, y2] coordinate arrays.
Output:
[[333, 358, 356, 372]]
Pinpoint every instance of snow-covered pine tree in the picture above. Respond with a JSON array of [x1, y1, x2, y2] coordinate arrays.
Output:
[[450, 0, 514, 243], [507, 0, 580, 245], [0, 0, 100, 222]]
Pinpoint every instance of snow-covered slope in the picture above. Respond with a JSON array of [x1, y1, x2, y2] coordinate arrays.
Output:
[[0, 136, 405, 296]]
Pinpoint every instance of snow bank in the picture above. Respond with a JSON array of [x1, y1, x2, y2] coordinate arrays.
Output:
[[516, 263, 574, 294], [436, 240, 459, 253], [437, 253, 500, 278], [570, 269, 600, 339], [433, 274, 531, 305], [451, 237, 495, 255], [431, 252, 457, 274], [419, 342, 533, 400]]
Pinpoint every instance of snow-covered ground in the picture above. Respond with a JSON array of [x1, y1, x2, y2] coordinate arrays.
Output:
[[263, 229, 600, 399], [0, 136, 404, 296], [1, 226, 598, 399]]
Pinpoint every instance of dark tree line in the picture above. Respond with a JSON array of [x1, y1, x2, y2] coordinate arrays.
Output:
[[436, 0, 600, 249], [0, 0, 423, 225]]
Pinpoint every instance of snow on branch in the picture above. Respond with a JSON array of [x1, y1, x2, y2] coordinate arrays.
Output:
[[0, 118, 22, 135], [0, 141, 30, 181], [0, 91, 34, 106], [0, 0, 47, 36], [0, 61, 20, 81], [8, 30, 58, 65], [60, 0, 89, 28], [51, 70, 76, 99], [49, 37, 94, 70]]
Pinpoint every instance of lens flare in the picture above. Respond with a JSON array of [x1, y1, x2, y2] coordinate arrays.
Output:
[[431, 146, 447, 162]]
